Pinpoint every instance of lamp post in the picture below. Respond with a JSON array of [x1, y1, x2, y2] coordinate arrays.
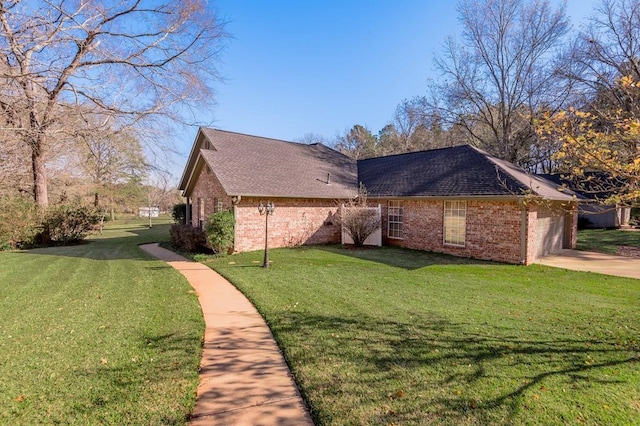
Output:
[[258, 201, 275, 268]]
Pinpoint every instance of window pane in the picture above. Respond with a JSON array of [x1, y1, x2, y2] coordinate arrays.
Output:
[[388, 201, 403, 239], [444, 201, 466, 246]]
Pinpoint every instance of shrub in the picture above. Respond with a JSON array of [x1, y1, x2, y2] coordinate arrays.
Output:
[[172, 203, 190, 224], [336, 183, 381, 247], [170, 224, 208, 252], [0, 197, 43, 249], [205, 210, 235, 255], [42, 204, 104, 244]]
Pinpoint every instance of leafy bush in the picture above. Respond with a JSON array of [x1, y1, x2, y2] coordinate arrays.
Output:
[[0, 197, 42, 250], [172, 203, 189, 224], [42, 204, 104, 244], [205, 210, 235, 255], [170, 224, 208, 252]]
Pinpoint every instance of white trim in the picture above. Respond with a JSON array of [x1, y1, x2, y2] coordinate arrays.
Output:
[[387, 200, 404, 239]]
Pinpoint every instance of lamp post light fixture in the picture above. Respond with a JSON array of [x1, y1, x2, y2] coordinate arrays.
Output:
[[258, 201, 275, 268]]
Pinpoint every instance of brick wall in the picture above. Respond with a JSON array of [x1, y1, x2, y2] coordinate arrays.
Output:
[[189, 164, 578, 263], [189, 165, 232, 227], [372, 198, 528, 264], [524, 206, 537, 265], [234, 197, 342, 252], [189, 168, 342, 252]]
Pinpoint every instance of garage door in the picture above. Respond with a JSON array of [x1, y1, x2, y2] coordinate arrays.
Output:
[[536, 207, 565, 258]]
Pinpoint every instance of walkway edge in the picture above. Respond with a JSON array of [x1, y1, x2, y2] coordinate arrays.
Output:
[[139, 243, 314, 426]]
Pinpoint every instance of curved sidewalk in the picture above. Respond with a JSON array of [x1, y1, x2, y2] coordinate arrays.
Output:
[[140, 244, 314, 426], [536, 249, 640, 280]]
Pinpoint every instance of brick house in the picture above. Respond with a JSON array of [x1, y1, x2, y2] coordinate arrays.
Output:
[[540, 173, 632, 229], [178, 128, 579, 264]]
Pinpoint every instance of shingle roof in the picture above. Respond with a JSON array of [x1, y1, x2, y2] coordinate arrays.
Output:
[[180, 129, 577, 201], [358, 145, 577, 200], [539, 172, 618, 202], [194, 128, 358, 199]]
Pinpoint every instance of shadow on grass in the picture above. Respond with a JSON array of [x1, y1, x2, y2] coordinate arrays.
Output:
[[316, 244, 499, 270], [68, 330, 200, 424], [271, 311, 639, 424], [13, 224, 173, 261]]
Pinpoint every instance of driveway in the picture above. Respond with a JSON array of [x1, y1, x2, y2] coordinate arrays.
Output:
[[536, 249, 640, 280]]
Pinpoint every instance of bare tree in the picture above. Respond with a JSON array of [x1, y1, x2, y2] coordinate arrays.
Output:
[[430, 0, 569, 170], [295, 133, 327, 145], [77, 125, 148, 219], [144, 170, 181, 227], [337, 184, 381, 247], [380, 97, 454, 155], [0, 0, 226, 207], [0, 131, 29, 196], [538, 0, 640, 204], [560, 0, 640, 113], [334, 125, 378, 159]]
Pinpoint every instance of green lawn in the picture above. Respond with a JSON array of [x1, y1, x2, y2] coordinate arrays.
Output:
[[0, 220, 203, 425], [206, 246, 640, 425], [577, 229, 640, 254]]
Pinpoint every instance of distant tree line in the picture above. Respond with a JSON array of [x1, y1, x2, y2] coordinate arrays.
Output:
[[327, 0, 639, 206]]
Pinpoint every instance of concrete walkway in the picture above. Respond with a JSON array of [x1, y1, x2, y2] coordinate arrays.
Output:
[[139, 243, 314, 426], [536, 249, 640, 280]]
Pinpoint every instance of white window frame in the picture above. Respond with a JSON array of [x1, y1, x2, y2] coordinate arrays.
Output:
[[213, 197, 223, 213], [197, 197, 205, 229], [387, 200, 404, 239], [444, 200, 466, 247]]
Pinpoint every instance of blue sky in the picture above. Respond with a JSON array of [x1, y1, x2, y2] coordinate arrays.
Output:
[[179, 0, 599, 157]]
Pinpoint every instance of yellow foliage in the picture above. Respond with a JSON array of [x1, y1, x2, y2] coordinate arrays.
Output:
[[535, 84, 640, 206]]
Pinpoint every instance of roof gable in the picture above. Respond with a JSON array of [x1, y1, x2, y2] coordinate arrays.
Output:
[[181, 128, 358, 199]]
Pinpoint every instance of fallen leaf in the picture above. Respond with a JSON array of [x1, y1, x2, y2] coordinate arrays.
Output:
[[15, 395, 24, 402], [100, 358, 107, 365], [532, 394, 540, 400]]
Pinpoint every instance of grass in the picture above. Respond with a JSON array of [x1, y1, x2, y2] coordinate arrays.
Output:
[[577, 229, 640, 254], [0, 219, 203, 425], [206, 246, 640, 425]]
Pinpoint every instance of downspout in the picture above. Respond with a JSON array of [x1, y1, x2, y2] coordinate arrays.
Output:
[[519, 198, 527, 265]]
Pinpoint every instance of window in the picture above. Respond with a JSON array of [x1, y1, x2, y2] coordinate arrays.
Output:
[[197, 198, 205, 228], [213, 197, 223, 213], [444, 201, 466, 246], [388, 200, 403, 239]]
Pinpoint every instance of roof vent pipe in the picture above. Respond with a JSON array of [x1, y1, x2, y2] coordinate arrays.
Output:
[[326, 173, 331, 185]]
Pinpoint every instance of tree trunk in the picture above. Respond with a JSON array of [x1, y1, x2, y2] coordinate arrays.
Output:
[[31, 143, 49, 208]]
